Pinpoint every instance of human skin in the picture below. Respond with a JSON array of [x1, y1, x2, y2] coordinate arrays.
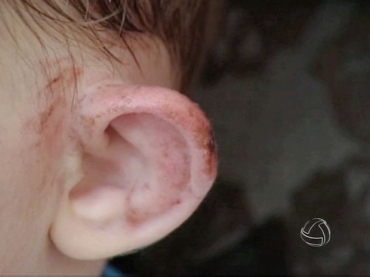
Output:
[[0, 3, 217, 276]]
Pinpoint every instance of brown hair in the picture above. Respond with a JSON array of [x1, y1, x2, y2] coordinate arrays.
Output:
[[3, 0, 224, 92]]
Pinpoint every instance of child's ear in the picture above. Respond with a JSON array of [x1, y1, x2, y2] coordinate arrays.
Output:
[[49, 84, 217, 260]]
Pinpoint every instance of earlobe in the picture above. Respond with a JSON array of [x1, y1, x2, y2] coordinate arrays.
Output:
[[50, 84, 217, 260]]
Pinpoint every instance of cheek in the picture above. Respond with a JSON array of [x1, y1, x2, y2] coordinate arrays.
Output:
[[0, 98, 68, 229], [0, 107, 67, 268]]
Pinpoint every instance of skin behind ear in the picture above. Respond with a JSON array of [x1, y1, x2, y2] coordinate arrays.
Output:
[[50, 84, 218, 260]]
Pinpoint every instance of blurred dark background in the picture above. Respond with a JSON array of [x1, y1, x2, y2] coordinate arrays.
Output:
[[110, 0, 370, 275]]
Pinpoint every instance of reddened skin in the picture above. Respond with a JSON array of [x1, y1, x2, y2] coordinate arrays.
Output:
[[49, 82, 218, 260]]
